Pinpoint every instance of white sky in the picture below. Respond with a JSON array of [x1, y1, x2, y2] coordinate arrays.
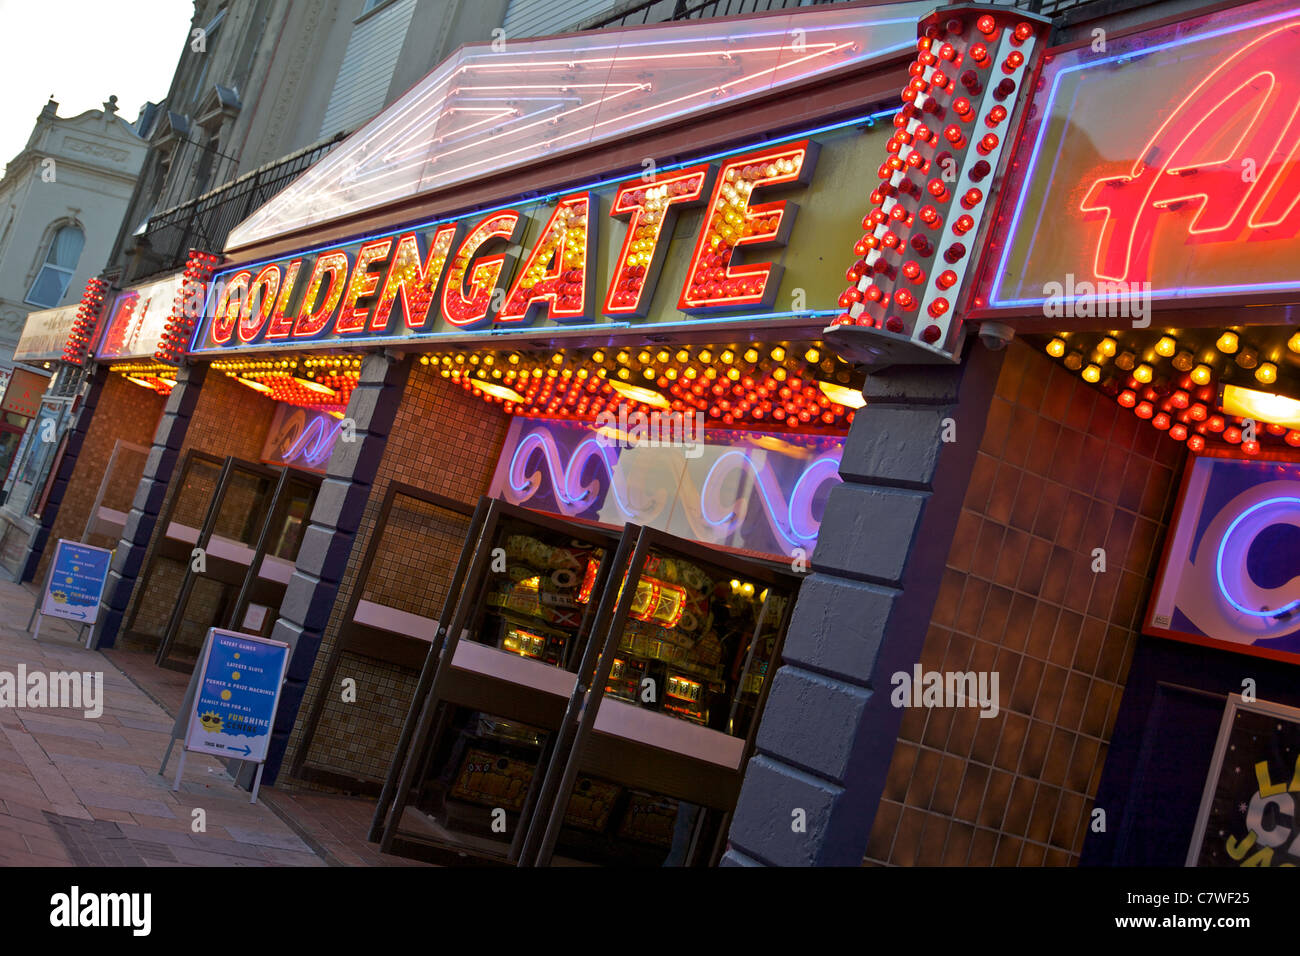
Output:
[[0, 0, 195, 176]]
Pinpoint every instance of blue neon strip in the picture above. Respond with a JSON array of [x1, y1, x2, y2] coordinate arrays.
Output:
[[988, 4, 1300, 308], [190, 108, 894, 354], [1215, 496, 1300, 617]]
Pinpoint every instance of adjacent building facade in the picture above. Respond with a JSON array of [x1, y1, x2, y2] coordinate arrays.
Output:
[[0, 97, 146, 363]]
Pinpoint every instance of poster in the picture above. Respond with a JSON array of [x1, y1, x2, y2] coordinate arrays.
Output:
[[40, 539, 112, 625], [1187, 695, 1300, 867], [20, 397, 69, 486], [183, 629, 288, 763], [0, 366, 51, 419]]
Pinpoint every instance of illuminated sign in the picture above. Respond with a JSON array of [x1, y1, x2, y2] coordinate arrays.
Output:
[[97, 273, 185, 361], [982, 0, 1300, 311], [1147, 454, 1300, 665], [260, 402, 345, 473], [489, 417, 842, 559], [225, 2, 932, 251], [827, 6, 1049, 365], [191, 121, 886, 356], [14, 304, 79, 362]]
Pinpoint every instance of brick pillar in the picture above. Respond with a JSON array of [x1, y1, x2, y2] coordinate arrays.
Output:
[[92, 361, 206, 649], [20, 364, 106, 582], [723, 343, 1004, 866], [258, 351, 409, 785]]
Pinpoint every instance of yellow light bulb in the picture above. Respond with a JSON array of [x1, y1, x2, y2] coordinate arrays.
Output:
[[1133, 364, 1153, 384], [1191, 365, 1213, 385], [1217, 331, 1239, 354], [1046, 338, 1066, 358], [1155, 336, 1176, 357], [1082, 365, 1101, 383], [1257, 362, 1278, 385], [1097, 337, 1116, 357], [805, 347, 820, 363], [770, 346, 786, 362]]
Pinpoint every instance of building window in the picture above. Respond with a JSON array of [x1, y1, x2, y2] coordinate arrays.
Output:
[[24, 225, 84, 308]]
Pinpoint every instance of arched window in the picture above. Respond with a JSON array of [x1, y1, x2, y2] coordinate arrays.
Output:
[[25, 224, 85, 308]]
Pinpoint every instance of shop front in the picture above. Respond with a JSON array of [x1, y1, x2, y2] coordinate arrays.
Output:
[[0, 312, 66, 575], [54, 0, 1300, 868], [52, 1, 969, 866]]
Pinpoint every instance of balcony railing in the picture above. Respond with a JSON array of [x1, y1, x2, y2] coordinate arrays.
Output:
[[582, 0, 851, 29], [581, 0, 1160, 29], [129, 133, 345, 283]]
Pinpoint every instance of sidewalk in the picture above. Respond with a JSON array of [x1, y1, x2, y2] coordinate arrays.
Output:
[[0, 577, 423, 867]]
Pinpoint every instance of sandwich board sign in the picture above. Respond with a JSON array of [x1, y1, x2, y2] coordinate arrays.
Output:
[[27, 539, 112, 643], [165, 628, 289, 803]]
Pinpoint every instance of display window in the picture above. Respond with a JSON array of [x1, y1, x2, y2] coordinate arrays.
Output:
[[374, 498, 799, 866], [123, 451, 320, 670]]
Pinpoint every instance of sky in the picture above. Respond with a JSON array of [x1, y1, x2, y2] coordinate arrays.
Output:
[[0, 0, 195, 175]]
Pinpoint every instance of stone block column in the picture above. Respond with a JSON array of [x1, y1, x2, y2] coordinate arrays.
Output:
[[724, 343, 1004, 866], [258, 351, 409, 785], [20, 364, 107, 583], [92, 361, 206, 649]]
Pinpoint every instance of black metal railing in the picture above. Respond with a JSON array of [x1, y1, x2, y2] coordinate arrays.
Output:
[[129, 133, 346, 283], [581, 0, 1153, 30], [582, 0, 851, 30]]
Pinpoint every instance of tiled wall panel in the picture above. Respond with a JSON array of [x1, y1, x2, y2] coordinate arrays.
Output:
[[864, 340, 1185, 866]]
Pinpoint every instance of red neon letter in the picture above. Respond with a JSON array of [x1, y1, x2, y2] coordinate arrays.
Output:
[[441, 211, 523, 329], [371, 225, 459, 331], [293, 251, 352, 338], [678, 141, 818, 313], [265, 259, 303, 339], [238, 264, 281, 343], [1080, 23, 1300, 283], [604, 165, 713, 318], [335, 238, 392, 334], [499, 193, 593, 324], [210, 271, 250, 345]]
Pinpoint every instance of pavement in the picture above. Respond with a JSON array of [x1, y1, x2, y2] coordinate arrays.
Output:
[[0, 577, 426, 867]]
